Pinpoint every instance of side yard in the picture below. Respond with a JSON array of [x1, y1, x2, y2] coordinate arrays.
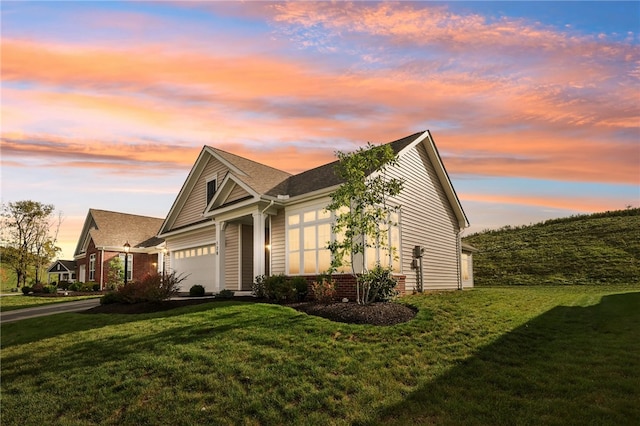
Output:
[[1, 285, 638, 425]]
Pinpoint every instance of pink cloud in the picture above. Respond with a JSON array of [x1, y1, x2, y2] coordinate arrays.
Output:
[[460, 192, 631, 213]]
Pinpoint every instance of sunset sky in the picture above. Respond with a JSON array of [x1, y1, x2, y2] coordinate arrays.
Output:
[[2, 1, 639, 260]]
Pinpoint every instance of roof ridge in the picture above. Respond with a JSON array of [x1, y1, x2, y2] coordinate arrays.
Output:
[[207, 146, 292, 178], [89, 208, 164, 221]]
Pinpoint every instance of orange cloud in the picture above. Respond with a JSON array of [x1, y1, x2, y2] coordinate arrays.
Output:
[[2, 17, 637, 185], [460, 192, 631, 213]]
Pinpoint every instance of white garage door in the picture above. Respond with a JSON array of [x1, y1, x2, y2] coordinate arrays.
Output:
[[172, 245, 216, 293]]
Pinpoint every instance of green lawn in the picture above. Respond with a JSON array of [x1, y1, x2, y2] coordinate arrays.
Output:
[[0, 294, 102, 312], [1, 286, 638, 425]]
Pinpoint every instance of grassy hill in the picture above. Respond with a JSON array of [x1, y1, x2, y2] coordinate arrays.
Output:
[[463, 208, 640, 286]]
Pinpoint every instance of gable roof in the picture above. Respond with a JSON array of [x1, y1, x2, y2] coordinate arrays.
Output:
[[209, 147, 292, 195], [266, 131, 422, 198], [159, 146, 292, 235], [47, 259, 77, 273], [74, 209, 165, 256], [160, 130, 469, 233], [265, 130, 468, 228]]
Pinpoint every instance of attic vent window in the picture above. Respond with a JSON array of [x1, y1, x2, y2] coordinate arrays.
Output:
[[206, 178, 217, 204]]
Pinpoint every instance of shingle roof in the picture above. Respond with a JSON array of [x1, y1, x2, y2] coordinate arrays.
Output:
[[266, 131, 423, 197], [88, 209, 165, 248], [47, 259, 77, 273], [209, 147, 292, 195]]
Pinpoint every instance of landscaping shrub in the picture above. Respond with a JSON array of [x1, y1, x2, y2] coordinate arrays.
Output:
[[362, 264, 399, 302], [100, 292, 120, 305], [252, 275, 267, 298], [264, 274, 296, 302], [57, 281, 70, 290], [290, 276, 308, 301], [83, 282, 99, 292], [311, 277, 337, 303], [217, 289, 235, 299], [31, 283, 45, 294], [43, 285, 58, 294], [21, 286, 32, 295], [189, 284, 205, 297], [92, 283, 101, 292], [113, 272, 185, 304], [69, 282, 82, 292]]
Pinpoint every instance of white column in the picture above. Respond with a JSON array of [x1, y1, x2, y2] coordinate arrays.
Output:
[[215, 221, 226, 292], [252, 211, 266, 279]]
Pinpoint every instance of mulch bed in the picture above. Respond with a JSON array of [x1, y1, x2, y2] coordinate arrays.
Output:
[[83, 297, 416, 326], [288, 302, 416, 326]]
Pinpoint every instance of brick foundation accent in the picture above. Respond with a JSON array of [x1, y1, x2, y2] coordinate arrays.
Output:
[[296, 274, 406, 301]]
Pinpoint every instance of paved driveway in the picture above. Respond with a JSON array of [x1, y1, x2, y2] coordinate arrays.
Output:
[[0, 298, 101, 324]]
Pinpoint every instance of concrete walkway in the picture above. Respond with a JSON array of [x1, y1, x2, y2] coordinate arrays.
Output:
[[0, 298, 101, 324]]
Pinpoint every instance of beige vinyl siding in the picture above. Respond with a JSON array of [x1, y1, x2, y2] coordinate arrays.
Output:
[[224, 223, 239, 291], [174, 157, 228, 229], [165, 225, 216, 251], [390, 142, 460, 290], [270, 210, 286, 275], [226, 183, 251, 204]]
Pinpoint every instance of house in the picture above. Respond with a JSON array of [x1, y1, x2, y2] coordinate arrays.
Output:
[[158, 130, 472, 297], [73, 209, 166, 289], [47, 260, 77, 284]]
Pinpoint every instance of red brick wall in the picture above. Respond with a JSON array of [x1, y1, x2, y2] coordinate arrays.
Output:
[[296, 273, 406, 301]]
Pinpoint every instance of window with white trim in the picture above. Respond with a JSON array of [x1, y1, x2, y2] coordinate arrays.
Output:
[[287, 206, 402, 275], [119, 253, 133, 281], [287, 206, 332, 275], [365, 211, 401, 272], [89, 254, 96, 281]]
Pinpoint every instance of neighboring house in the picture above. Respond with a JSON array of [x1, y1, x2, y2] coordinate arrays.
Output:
[[73, 209, 166, 289], [47, 260, 77, 284], [158, 130, 472, 296]]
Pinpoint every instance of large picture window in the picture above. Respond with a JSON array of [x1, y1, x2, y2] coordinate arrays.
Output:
[[286, 205, 401, 275], [287, 206, 332, 275], [366, 211, 401, 271]]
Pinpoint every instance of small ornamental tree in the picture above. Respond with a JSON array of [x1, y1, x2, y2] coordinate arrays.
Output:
[[105, 257, 124, 290], [326, 143, 404, 304]]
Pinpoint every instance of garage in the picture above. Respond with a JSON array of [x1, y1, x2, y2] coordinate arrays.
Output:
[[171, 245, 216, 293]]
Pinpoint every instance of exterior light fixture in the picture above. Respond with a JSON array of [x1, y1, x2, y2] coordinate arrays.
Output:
[[123, 241, 130, 285]]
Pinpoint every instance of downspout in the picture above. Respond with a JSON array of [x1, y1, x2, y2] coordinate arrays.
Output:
[[261, 199, 275, 215], [456, 229, 462, 290]]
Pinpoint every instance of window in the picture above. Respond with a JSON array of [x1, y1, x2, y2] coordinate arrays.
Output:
[[366, 211, 401, 272], [287, 206, 332, 275], [89, 254, 96, 281], [206, 178, 217, 204], [119, 253, 133, 281], [287, 205, 401, 275]]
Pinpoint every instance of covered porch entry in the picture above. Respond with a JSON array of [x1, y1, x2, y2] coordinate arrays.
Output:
[[216, 206, 274, 292]]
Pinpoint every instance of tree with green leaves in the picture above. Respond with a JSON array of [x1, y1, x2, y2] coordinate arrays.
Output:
[[105, 256, 124, 290], [326, 143, 404, 304], [0, 200, 62, 287]]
